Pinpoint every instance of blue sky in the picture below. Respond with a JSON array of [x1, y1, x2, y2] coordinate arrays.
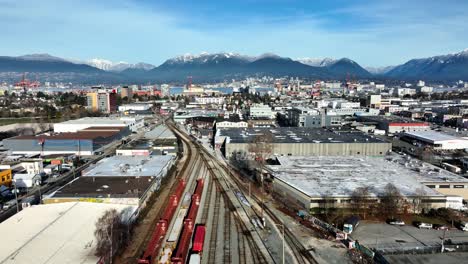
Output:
[[0, 0, 467, 67]]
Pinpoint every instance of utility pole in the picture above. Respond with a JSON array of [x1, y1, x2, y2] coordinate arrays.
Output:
[[13, 180, 19, 213]]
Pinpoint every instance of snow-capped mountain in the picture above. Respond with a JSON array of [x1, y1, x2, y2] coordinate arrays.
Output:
[[163, 52, 255, 66], [84, 59, 155, 72], [386, 48, 468, 80], [297, 57, 337, 67]]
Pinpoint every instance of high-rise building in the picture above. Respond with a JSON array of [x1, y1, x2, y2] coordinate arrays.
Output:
[[121, 86, 133, 99], [87, 90, 117, 113]]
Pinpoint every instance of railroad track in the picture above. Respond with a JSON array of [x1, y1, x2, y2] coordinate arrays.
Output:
[[170, 123, 274, 264]]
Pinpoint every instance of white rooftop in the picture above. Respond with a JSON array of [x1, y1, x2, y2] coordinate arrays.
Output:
[[0, 202, 135, 264], [82, 155, 173, 177], [268, 155, 468, 198], [144, 124, 176, 140], [403, 131, 466, 143]]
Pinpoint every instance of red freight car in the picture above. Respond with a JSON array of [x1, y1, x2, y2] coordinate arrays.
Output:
[[186, 194, 200, 221], [193, 179, 204, 197], [171, 219, 194, 264], [192, 225, 206, 253], [137, 179, 186, 264], [137, 220, 168, 263]]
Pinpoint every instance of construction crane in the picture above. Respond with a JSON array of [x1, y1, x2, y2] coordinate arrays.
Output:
[[15, 73, 40, 93]]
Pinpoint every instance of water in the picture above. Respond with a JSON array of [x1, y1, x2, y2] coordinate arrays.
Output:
[[169, 87, 274, 95]]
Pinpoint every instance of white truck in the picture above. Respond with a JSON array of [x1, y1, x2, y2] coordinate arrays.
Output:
[[459, 221, 468, 231]]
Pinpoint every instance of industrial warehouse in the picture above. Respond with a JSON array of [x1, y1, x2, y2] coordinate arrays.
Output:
[[216, 127, 392, 159], [2, 126, 130, 156], [44, 155, 175, 208], [0, 202, 135, 264], [267, 155, 468, 211]]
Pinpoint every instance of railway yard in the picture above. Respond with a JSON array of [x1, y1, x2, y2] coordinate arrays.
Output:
[[119, 122, 320, 264]]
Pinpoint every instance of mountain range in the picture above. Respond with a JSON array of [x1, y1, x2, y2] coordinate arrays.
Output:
[[0, 50, 467, 83]]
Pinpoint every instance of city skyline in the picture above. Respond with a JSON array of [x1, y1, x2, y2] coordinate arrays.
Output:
[[0, 0, 467, 67]]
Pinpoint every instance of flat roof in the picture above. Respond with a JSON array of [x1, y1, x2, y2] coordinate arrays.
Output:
[[403, 131, 467, 144], [55, 117, 131, 125], [219, 127, 388, 144], [144, 125, 176, 140], [82, 155, 173, 177], [359, 115, 429, 125], [0, 202, 135, 264], [52, 176, 154, 198], [268, 154, 468, 198], [10, 129, 123, 140]]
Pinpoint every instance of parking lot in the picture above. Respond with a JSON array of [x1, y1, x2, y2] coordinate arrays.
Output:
[[351, 222, 468, 251]]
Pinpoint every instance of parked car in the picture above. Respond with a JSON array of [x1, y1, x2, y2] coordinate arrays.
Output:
[[388, 219, 405, 226], [2, 200, 17, 210], [433, 224, 449, 230], [417, 222, 433, 229]]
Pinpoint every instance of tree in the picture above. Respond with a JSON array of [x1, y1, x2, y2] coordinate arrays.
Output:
[[412, 187, 427, 213], [350, 186, 371, 219], [380, 183, 403, 218], [94, 209, 131, 264], [248, 133, 273, 181]]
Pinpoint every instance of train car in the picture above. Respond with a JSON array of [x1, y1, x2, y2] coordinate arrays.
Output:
[[170, 219, 194, 264], [167, 208, 188, 244], [186, 194, 201, 221], [137, 220, 168, 264], [180, 193, 191, 209], [193, 179, 204, 197], [188, 254, 200, 264], [191, 225, 206, 253], [158, 247, 172, 264]]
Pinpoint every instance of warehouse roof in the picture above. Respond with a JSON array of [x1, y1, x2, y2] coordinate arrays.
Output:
[[0, 202, 135, 264], [55, 117, 129, 125], [358, 115, 429, 125], [10, 128, 124, 140], [403, 131, 466, 144], [82, 155, 173, 177], [51, 176, 154, 198], [219, 127, 388, 144], [144, 125, 176, 140], [268, 154, 468, 198]]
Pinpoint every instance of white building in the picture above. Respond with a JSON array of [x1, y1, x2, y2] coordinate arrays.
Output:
[[54, 117, 144, 133], [249, 103, 276, 119], [118, 103, 152, 112], [194, 97, 225, 105], [402, 131, 468, 150], [289, 107, 320, 127]]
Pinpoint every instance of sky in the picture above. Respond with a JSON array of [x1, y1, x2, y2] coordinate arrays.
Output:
[[0, 0, 467, 67]]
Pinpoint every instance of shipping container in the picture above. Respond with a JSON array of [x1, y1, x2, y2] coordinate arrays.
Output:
[[167, 208, 188, 243], [192, 225, 206, 253], [181, 193, 191, 209], [188, 254, 201, 264]]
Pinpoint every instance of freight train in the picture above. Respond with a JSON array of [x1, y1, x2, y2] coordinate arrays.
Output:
[[137, 179, 186, 264]]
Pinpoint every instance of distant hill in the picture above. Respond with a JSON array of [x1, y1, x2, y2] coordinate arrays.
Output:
[[385, 49, 468, 81], [1, 50, 468, 83], [0, 54, 122, 83]]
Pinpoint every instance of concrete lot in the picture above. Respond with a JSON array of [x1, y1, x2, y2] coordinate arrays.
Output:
[[385, 252, 468, 264], [352, 222, 468, 251]]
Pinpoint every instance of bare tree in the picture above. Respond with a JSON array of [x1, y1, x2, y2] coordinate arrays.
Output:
[[350, 186, 371, 219], [94, 209, 131, 264], [248, 132, 273, 181], [412, 187, 427, 213], [379, 183, 403, 218]]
